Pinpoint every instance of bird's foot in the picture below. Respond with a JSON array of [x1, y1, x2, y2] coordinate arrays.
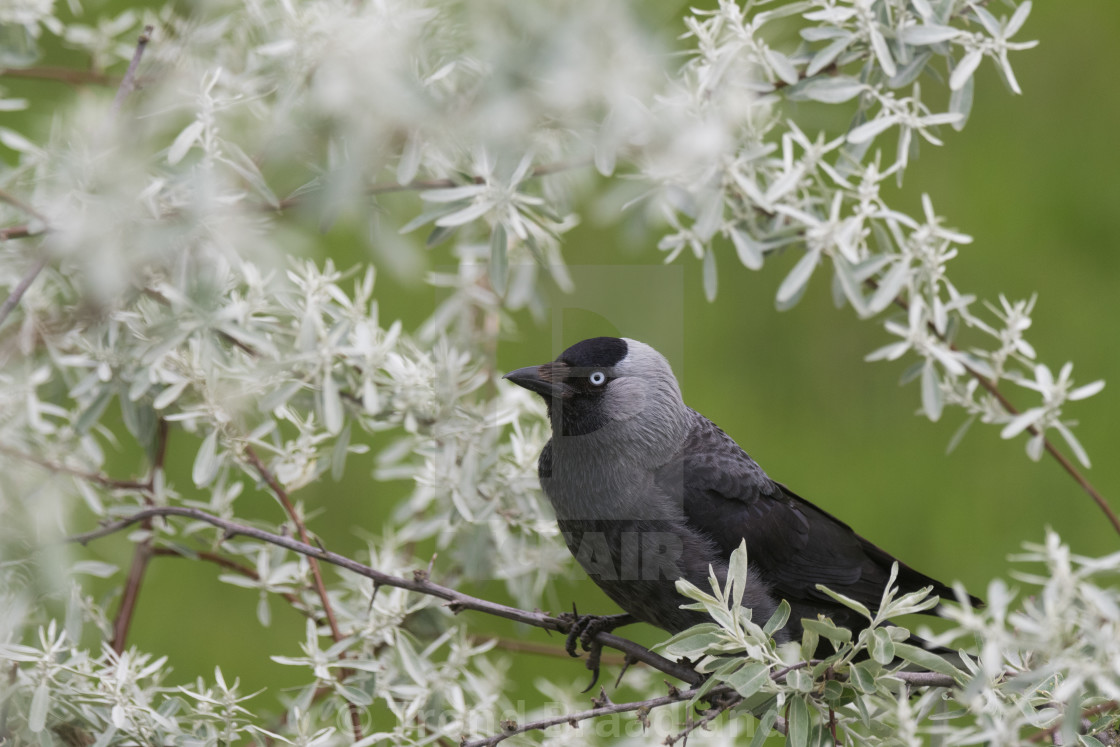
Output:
[[556, 607, 635, 693]]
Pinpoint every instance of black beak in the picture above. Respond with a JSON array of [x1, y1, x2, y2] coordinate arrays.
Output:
[[503, 363, 567, 398]]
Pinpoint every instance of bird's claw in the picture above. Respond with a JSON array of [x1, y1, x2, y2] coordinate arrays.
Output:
[[556, 607, 635, 693]]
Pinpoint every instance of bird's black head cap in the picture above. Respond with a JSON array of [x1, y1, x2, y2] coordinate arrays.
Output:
[[557, 337, 629, 370]]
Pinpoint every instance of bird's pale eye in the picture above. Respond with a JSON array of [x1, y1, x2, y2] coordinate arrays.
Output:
[[589, 371, 606, 386]]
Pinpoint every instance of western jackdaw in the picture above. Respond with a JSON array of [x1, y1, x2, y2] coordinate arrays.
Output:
[[504, 336, 981, 652]]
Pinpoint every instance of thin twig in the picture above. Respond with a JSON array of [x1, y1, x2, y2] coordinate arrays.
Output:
[[871, 279, 1119, 538], [242, 446, 364, 741], [0, 225, 34, 241], [111, 26, 154, 115], [109, 419, 165, 654], [460, 685, 720, 747], [0, 442, 150, 492], [67, 505, 706, 685], [66, 504, 963, 695], [0, 255, 48, 329]]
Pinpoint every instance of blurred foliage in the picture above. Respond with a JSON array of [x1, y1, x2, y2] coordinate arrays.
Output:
[[0, 0, 1117, 740]]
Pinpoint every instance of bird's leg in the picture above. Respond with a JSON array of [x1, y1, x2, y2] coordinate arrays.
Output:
[[556, 607, 636, 692]]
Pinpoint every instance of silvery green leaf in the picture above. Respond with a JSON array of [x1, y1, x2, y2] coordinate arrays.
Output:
[[787, 696, 810, 747], [723, 661, 770, 698], [869, 627, 895, 664], [911, 0, 934, 20], [336, 683, 374, 707], [396, 135, 422, 185], [776, 247, 821, 306], [425, 223, 458, 248], [949, 73, 974, 131], [153, 379, 189, 410], [833, 256, 869, 318], [921, 360, 943, 421], [787, 669, 813, 693], [847, 116, 897, 145], [192, 429, 220, 487], [950, 49, 983, 91], [972, 5, 1002, 36], [869, 26, 896, 77], [322, 373, 342, 435], [257, 592, 271, 627], [75, 477, 104, 513], [815, 584, 872, 620], [71, 560, 118, 577], [730, 228, 764, 270], [749, 709, 778, 747], [899, 25, 960, 45], [702, 248, 717, 302], [75, 385, 114, 434], [764, 47, 800, 86], [802, 618, 852, 644], [850, 661, 878, 693], [399, 205, 458, 234], [892, 642, 965, 679], [29, 680, 49, 733], [662, 630, 726, 660], [946, 415, 976, 454], [490, 223, 508, 295], [221, 142, 279, 208], [806, 36, 854, 76], [1069, 379, 1105, 400], [1053, 421, 1091, 468], [801, 27, 847, 42], [793, 76, 864, 103], [1000, 407, 1044, 439], [168, 119, 204, 165], [754, 1, 814, 25], [331, 422, 351, 481], [435, 200, 491, 227], [889, 50, 932, 89], [868, 259, 909, 313], [764, 599, 790, 637], [997, 50, 1024, 95]]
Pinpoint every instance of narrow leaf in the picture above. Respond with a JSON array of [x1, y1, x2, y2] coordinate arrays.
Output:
[[776, 248, 820, 306], [702, 248, 718, 302], [192, 429, 220, 487], [787, 696, 810, 747]]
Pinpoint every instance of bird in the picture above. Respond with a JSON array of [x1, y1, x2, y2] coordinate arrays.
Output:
[[503, 336, 981, 654]]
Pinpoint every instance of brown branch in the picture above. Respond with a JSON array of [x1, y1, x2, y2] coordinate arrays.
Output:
[[109, 418, 165, 654], [67, 505, 706, 685], [0, 225, 34, 241], [0, 442, 150, 492], [0, 66, 117, 87], [241, 446, 363, 741], [67, 505, 964, 696], [460, 686, 720, 747], [111, 533, 153, 653], [111, 26, 154, 115]]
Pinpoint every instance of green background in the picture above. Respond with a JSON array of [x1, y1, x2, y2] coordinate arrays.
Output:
[[6, 0, 1120, 734]]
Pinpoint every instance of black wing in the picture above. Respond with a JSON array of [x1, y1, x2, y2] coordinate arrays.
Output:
[[657, 411, 978, 629]]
